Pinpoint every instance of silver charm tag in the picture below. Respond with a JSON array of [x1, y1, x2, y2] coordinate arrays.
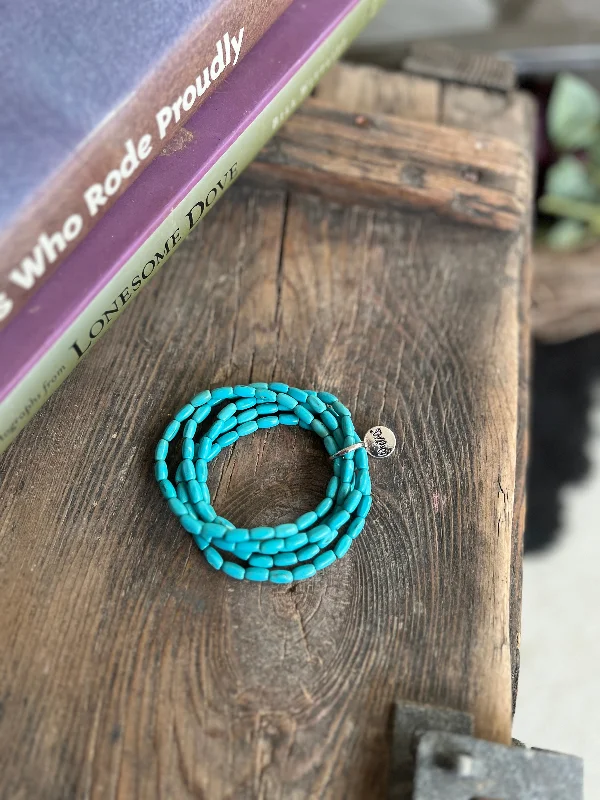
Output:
[[364, 426, 396, 458]]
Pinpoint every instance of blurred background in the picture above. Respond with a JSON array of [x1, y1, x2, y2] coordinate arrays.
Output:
[[354, 0, 600, 794]]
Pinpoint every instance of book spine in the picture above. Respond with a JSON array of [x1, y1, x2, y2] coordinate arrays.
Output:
[[0, 0, 385, 455], [0, 0, 294, 332]]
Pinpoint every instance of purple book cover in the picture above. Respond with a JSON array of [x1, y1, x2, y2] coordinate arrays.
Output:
[[0, 0, 372, 411]]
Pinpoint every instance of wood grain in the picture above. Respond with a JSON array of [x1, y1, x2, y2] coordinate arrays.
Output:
[[249, 98, 529, 233], [0, 61, 532, 798]]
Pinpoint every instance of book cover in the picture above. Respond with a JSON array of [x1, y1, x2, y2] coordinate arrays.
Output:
[[0, 0, 386, 454], [0, 0, 294, 330]]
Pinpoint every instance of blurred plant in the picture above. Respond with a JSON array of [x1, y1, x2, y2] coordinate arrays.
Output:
[[538, 73, 600, 251]]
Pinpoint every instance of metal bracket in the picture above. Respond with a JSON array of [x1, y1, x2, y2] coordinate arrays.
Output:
[[390, 701, 584, 800]]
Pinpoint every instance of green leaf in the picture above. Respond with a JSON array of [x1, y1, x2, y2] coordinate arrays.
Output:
[[544, 155, 597, 200], [544, 218, 588, 251], [547, 73, 600, 150]]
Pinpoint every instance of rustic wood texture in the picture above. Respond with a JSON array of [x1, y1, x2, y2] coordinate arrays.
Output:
[[249, 98, 529, 233], [0, 61, 533, 798], [318, 62, 536, 715], [533, 244, 600, 342]]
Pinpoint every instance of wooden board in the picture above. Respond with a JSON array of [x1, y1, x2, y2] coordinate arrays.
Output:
[[0, 62, 533, 798]]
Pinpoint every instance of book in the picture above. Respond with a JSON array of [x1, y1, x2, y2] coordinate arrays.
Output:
[[0, 0, 294, 331], [0, 0, 386, 455]]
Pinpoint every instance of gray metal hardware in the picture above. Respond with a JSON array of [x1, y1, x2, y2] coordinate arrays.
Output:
[[390, 701, 584, 800]]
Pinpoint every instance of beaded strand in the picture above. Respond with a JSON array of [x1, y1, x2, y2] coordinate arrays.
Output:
[[154, 383, 372, 583]]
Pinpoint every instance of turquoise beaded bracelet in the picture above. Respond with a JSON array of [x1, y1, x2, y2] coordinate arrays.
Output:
[[154, 383, 395, 584]]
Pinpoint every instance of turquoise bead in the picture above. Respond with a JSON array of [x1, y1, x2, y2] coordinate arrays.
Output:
[[193, 534, 210, 551], [202, 522, 227, 539], [331, 400, 350, 417], [154, 460, 168, 481], [234, 541, 260, 559], [249, 554, 273, 568], [296, 511, 318, 531], [197, 437, 211, 459], [234, 385, 255, 397], [217, 402, 237, 421], [294, 406, 313, 425], [238, 408, 258, 424], [250, 526, 275, 541], [308, 524, 330, 544], [168, 497, 187, 517], [334, 534, 352, 558], [218, 430, 239, 447], [238, 421, 259, 436], [192, 405, 211, 423], [273, 552, 298, 567], [223, 561, 245, 580], [181, 515, 203, 535], [310, 420, 329, 438], [187, 480, 202, 504], [224, 528, 250, 543], [288, 387, 308, 403], [257, 402, 278, 415], [205, 546, 223, 570], [155, 439, 168, 461], [297, 543, 320, 561], [195, 460, 208, 482], [347, 518, 365, 539], [258, 415, 278, 429], [314, 550, 337, 570], [211, 387, 234, 402], [191, 389, 211, 407], [326, 476, 339, 498], [277, 392, 297, 409], [307, 395, 326, 413], [155, 383, 375, 583], [275, 523, 298, 538], [355, 447, 368, 469], [260, 539, 284, 554], [236, 397, 256, 411], [256, 389, 277, 402], [323, 436, 337, 456], [340, 459, 354, 484], [211, 538, 236, 553], [343, 489, 363, 513], [175, 403, 195, 422], [163, 420, 180, 441], [245, 567, 269, 582], [207, 443, 221, 461], [269, 570, 293, 584], [292, 564, 317, 581], [357, 495, 372, 518], [181, 459, 195, 481], [317, 391, 338, 403], [283, 533, 309, 551], [315, 497, 333, 518], [321, 410, 339, 431], [329, 509, 350, 530], [208, 419, 225, 439], [159, 479, 176, 499], [183, 419, 197, 439], [195, 502, 216, 522]]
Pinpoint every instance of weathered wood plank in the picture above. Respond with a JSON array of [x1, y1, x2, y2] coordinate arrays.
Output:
[[249, 98, 529, 233], [403, 41, 517, 92], [0, 61, 531, 798]]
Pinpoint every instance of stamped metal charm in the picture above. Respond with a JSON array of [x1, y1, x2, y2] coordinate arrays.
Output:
[[364, 426, 396, 458]]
